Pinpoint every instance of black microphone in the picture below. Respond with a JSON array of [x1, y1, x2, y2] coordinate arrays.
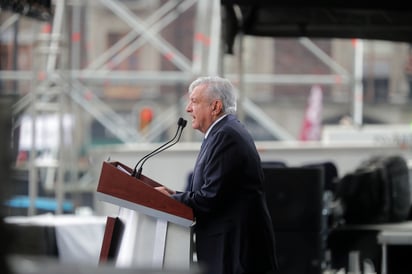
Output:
[[132, 117, 187, 178]]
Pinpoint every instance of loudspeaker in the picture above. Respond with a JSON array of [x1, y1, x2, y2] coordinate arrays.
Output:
[[263, 167, 325, 274]]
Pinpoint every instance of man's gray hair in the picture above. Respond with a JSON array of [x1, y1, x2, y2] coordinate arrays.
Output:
[[188, 76, 237, 114]]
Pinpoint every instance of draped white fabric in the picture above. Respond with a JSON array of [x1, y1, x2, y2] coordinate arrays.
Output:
[[5, 214, 106, 265]]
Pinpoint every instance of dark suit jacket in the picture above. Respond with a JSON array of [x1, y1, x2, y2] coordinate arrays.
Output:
[[173, 114, 278, 274]]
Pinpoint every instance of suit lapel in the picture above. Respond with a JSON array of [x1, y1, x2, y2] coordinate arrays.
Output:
[[189, 115, 232, 191]]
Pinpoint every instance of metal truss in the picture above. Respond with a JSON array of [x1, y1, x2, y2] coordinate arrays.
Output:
[[0, 0, 353, 214]]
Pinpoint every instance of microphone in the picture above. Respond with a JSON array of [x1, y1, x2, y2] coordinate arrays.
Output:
[[131, 117, 187, 178]]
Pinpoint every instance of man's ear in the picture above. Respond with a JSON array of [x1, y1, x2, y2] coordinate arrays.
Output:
[[216, 100, 223, 113]]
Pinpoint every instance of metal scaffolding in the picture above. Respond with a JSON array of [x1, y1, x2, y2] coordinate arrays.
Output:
[[2, 0, 229, 215], [0, 0, 357, 215]]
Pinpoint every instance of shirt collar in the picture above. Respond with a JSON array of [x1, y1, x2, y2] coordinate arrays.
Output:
[[204, 114, 228, 139]]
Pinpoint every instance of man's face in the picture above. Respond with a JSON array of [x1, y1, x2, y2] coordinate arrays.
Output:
[[185, 84, 214, 134]]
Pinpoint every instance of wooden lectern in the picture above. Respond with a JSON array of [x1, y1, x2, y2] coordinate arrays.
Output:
[[96, 161, 195, 269]]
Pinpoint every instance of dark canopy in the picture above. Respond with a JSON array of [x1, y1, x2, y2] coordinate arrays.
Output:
[[221, 1, 412, 53]]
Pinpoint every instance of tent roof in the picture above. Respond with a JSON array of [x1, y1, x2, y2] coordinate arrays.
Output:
[[221, 1, 412, 50]]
